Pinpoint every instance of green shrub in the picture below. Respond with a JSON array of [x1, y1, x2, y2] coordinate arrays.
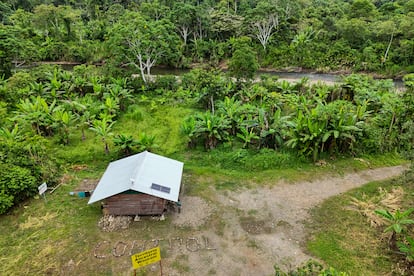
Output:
[[153, 75, 179, 93], [0, 163, 37, 214]]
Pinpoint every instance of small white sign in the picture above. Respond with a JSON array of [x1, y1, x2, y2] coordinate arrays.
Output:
[[38, 182, 47, 195]]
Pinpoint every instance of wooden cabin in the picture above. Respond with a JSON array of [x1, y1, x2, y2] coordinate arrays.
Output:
[[88, 151, 183, 216], [102, 191, 167, 216]]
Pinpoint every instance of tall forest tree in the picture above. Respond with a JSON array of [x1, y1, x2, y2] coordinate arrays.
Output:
[[107, 11, 180, 83]]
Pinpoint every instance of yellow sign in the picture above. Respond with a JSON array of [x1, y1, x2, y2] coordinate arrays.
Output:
[[131, 247, 161, 269]]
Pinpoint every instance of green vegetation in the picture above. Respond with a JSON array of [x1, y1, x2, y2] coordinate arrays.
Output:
[[0, 0, 413, 76], [0, 61, 411, 274], [0, 63, 413, 213], [307, 164, 414, 275], [0, 0, 414, 274]]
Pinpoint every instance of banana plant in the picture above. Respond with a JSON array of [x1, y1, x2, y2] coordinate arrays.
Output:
[[52, 107, 77, 145], [91, 76, 104, 99], [217, 96, 242, 136], [79, 110, 95, 141], [110, 77, 128, 88], [89, 118, 116, 154], [101, 96, 120, 118], [242, 84, 268, 104], [237, 126, 259, 149], [263, 108, 293, 149], [137, 132, 158, 152], [14, 96, 56, 136], [113, 134, 138, 156], [45, 67, 65, 100], [276, 80, 294, 94], [106, 83, 134, 111], [195, 112, 230, 150], [29, 82, 46, 97], [320, 101, 364, 154], [375, 208, 414, 248], [0, 124, 22, 145], [398, 236, 414, 263], [180, 116, 197, 148], [286, 109, 327, 161]]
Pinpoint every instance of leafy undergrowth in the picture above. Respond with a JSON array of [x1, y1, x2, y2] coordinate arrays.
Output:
[[306, 174, 413, 275]]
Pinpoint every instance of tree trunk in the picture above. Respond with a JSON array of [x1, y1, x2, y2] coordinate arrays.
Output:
[[210, 95, 215, 114], [104, 140, 109, 154]]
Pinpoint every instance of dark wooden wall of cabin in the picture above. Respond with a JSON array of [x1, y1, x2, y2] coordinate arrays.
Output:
[[102, 193, 166, 215]]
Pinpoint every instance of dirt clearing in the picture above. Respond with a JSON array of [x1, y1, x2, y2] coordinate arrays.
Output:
[[86, 165, 406, 275], [160, 165, 406, 275]]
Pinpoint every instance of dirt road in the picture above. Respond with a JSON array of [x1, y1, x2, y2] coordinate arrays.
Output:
[[166, 165, 407, 275]]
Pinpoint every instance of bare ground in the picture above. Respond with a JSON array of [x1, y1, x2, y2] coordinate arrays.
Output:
[[162, 165, 407, 275]]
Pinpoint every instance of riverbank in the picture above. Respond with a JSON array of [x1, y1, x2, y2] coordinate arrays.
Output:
[[12, 61, 407, 89]]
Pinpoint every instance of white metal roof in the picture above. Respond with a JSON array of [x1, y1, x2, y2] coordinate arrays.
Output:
[[88, 151, 184, 204]]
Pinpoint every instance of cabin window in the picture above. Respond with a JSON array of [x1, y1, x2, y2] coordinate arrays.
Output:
[[151, 183, 171, 194]]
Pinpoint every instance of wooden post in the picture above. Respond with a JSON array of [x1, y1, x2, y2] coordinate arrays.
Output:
[[160, 260, 163, 276]]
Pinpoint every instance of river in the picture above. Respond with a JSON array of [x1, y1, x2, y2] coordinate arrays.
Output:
[[15, 63, 406, 90], [151, 67, 405, 90]]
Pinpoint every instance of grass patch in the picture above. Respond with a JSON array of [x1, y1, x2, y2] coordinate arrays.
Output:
[[0, 169, 196, 275], [306, 179, 407, 275]]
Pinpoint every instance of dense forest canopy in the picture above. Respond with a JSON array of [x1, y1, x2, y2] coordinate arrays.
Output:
[[1, 0, 414, 78]]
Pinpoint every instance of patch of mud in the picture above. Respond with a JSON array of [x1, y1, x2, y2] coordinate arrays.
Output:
[[172, 196, 214, 228], [98, 215, 132, 232]]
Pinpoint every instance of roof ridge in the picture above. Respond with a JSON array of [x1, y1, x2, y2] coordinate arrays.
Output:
[[130, 151, 148, 188]]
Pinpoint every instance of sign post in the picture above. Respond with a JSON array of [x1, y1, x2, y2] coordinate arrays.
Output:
[[38, 182, 47, 202], [131, 246, 162, 275]]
